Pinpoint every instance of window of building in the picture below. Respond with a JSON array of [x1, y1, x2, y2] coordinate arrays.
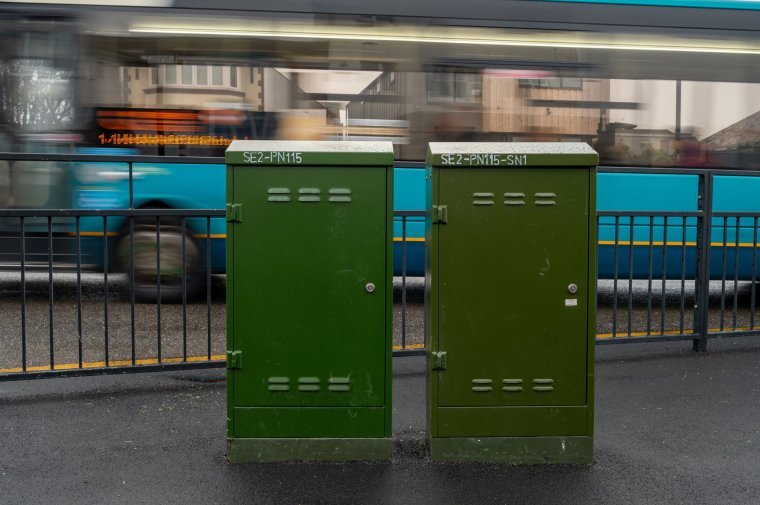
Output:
[[150, 65, 240, 88], [519, 77, 582, 89], [197, 66, 208, 85], [165, 65, 177, 85], [181, 65, 193, 85], [211, 65, 223, 86], [427, 73, 482, 104]]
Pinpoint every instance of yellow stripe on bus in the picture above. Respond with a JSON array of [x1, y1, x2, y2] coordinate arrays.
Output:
[[191, 234, 226, 239], [67, 231, 120, 237], [52, 236, 760, 247], [0, 354, 226, 374], [60, 233, 425, 241], [598, 240, 759, 248]]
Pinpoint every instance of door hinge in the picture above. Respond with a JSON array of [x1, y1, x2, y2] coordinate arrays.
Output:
[[226, 203, 243, 223], [432, 205, 448, 224], [431, 351, 447, 370], [226, 350, 242, 369]]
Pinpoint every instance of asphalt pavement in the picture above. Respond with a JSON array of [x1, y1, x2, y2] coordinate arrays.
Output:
[[1, 337, 759, 505]]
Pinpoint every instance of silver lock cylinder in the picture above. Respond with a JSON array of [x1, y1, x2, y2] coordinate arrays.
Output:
[[365, 283, 376, 293], [567, 283, 578, 294]]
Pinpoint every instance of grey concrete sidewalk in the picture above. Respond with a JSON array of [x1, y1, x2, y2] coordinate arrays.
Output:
[[1, 338, 759, 505]]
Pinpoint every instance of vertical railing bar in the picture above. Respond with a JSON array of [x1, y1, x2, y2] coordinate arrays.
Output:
[[129, 163, 136, 366], [129, 161, 134, 210], [646, 215, 654, 335], [680, 217, 687, 333], [48, 216, 54, 369], [401, 216, 408, 350], [612, 216, 619, 338], [156, 215, 162, 362], [732, 217, 740, 330], [182, 217, 188, 362], [76, 216, 83, 368], [20, 216, 27, 372], [103, 215, 109, 367], [130, 215, 136, 366], [693, 171, 713, 352], [751, 216, 758, 329], [628, 216, 634, 337], [660, 216, 668, 335], [596, 216, 600, 340], [206, 216, 212, 360], [720, 216, 728, 331]]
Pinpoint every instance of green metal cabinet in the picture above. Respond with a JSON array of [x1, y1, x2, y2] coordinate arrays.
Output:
[[426, 143, 598, 463], [225, 141, 394, 462]]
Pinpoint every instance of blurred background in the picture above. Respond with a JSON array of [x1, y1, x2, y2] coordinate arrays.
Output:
[[1, 0, 759, 209]]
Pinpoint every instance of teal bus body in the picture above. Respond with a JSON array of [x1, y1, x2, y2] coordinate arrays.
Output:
[[396, 168, 760, 280], [594, 172, 760, 281], [537, 0, 760, 10], [76, 156, 760, 280]]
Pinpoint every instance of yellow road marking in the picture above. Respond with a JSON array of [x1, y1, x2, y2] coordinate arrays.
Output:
[[596, 326, 754, 339], [0, 354, 226, 374], [392, 343, 425, 350]]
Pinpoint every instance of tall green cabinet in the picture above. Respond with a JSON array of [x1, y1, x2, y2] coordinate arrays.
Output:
[[225, 141, 394, 462], [426, 142, 598, 463]]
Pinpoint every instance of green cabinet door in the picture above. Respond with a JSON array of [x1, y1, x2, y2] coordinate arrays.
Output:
[[436, 168, 590, 407], [230, 166, 387, 408]]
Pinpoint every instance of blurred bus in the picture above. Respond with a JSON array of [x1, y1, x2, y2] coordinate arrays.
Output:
[[1, 0, 760, 299]]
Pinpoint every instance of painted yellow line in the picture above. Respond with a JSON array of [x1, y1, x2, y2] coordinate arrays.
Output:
[[0, 354, 226, 374], [596, 329, 695, 339], [392, 343, 425, 350], [596, 326, 754, 339]]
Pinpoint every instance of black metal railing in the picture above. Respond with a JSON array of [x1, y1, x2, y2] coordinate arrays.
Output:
[[0, 153, 227, 380], [596, 167, 760, 350], [2, 154, 760, 381], [394, 210, 425, 356], [0, 208, 225, 380]]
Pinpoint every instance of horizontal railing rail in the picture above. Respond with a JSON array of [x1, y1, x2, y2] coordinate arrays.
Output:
[[2, 153, 760, 380], [0, 207, 226, 380]]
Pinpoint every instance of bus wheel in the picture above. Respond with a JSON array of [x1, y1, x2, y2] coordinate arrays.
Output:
[[115, 217, 202, 303]]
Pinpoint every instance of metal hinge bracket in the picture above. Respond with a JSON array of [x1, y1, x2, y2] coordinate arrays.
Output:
[[432, 205, 448, 224], [226, 350, 243, 369], [431, 351, 447, 370], [226, 203, 243, 223]]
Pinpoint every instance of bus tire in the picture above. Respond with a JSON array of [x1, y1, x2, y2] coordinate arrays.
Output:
[[115, 217, 202, 304]]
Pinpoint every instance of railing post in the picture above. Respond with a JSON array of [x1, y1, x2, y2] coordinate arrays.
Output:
[[693, 170, 713, 352]]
